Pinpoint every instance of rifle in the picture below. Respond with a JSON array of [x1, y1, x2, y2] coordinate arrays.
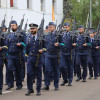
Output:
[[19, 14, 25, 31], [70, 17, 79, 43], [55, 14, 66, 42], [0, 14, 6, 41], [37, 14, 45, 49], [94, 21, 100, 41], [23, 19, 28, 33], [16, 14, 25, 42], [7, 16, 13, 34], [83, 21, 90, 43], [36, 14, 45, 67]]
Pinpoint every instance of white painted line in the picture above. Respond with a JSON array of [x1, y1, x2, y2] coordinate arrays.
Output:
[[3, 91, 13, 94]]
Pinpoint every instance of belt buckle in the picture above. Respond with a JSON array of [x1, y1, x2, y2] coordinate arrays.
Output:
[[30, 52, 33, 56]]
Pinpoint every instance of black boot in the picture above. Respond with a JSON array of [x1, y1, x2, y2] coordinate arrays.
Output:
[[42, 86, 49, 90], [94, 77, 98, 80], [54, 87, 59, 91], [6, 86, 14, 91], [37, 91, 41, 96], [76, 77, 82, 81], [16, 86, 22, 90], [82, 78, 86, 82], [25, 90, 34, 96], [68, 82, 72, 86], [88, 76, 92, 79], [61, 80, 68, 86]]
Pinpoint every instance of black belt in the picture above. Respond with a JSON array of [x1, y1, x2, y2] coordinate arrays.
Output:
[[9, 52, 20, 55], [77, 50, 88, 53], [47, 52, 58, 55], [62, 50, 71, 53], [29, 52, 39, 56]]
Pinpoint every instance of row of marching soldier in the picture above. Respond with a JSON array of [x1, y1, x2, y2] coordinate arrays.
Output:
[[0, 15, 100, 96]]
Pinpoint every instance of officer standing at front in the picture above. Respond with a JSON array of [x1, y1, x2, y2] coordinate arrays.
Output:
[[25, 23, 44, 96]]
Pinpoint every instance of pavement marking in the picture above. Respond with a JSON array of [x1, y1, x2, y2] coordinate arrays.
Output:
[[2, 81, 44, 94], [3, 91, 13, 94]]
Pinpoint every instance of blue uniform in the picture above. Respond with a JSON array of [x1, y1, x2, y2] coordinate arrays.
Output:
[[26, 33, 43, 92], [21, 51, 26, 81], [44, 31, 59, 88], [59, 52, 67, 80], [88, 38, 100, 78], [0, 38, 7, 90], [42, 52, 54, 81], [59, 32, 73, 84], [2, 33, 8, 85], [20, 34, 26, 81], [42, 52, 46, 78], [75, 34, 90, 80], [72, 47, 77, 76], [6, 32, 26, 88]]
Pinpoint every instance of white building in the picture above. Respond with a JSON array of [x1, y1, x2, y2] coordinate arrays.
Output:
[[0, 0, 63, 29]]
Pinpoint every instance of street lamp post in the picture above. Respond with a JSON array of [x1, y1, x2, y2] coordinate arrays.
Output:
[[90, 0, 92, 28]]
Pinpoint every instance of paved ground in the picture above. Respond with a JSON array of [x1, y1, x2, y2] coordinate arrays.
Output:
[[1, 72, 100, 100]]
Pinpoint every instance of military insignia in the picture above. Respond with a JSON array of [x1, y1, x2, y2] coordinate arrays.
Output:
[[30, 24, 33, 27]]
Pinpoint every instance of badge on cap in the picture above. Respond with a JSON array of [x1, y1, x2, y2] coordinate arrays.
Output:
[[29, 23, 38, 29]]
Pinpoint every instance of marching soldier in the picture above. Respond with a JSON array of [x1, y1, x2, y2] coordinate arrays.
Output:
[[88, 30, 100, 79], [58, 23, 73, 86], [0, 28, 8, 94], [2, 25, 9, 85], [42, 22, 60, 91], [73, 25, 90, 82], [25, 23, 45, 96], [6, 20, 26, 90], [42, 26, 50, 81]]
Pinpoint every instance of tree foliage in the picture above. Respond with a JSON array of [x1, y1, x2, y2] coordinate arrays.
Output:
[[63, 0, 100, 28]]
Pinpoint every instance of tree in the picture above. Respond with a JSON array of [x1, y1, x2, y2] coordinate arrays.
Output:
[[63, 0, 100, 28]]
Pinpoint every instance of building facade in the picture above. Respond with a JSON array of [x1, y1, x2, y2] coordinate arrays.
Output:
[[0, 0, 63, 29]]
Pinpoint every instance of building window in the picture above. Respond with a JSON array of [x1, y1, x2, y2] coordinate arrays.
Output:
[[27, 0, 32, 9], [0, 0, 1, 7], [10, 0, 16, 8], [10, 0, 13, 7], [52, 0, 56, 13], [41, 0, 45, 11], [27, 0, 29, 9]]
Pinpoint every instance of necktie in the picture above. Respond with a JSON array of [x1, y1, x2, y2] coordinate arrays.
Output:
[[92, 39, 94, 42], [51, 33, 52, 37], [91, 38, 94, 42], [33, 36, 35, 41]]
